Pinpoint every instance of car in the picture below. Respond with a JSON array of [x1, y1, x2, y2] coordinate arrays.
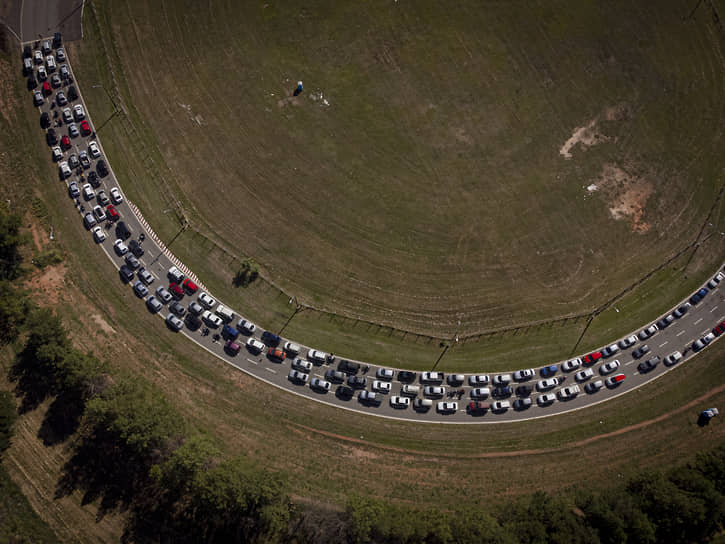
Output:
[[376, 368, 395, 381], [618, 336, 638, 350], [288, 369, 309, 384], [470, 388, 490, 399], [605, 374, 626, 388], [106, 205, 119, 222], [561, 358, 581, 372], [338, 360, 360, 375], [91, 226, 106, 243], [124, 253, 140, 270], [424, 386, 445, 398], [673, 303, 691, 318], [536, 378, 560, 391], [133, 281, 149, 298], [437, 402, 457, 414], [47, 129, 58, 146], [155, 286, 173, 304], [222, 324, 238, 340], [261, 331, 281, 346], [492, 386, 513, 398], [97, 159, 109, 177], [80, 120, 91, 136], [68, 153, 79, 169], [198, 291, 216, 309], [67, 180, 79, 197], [401, 384, 420, 397], [168, 302, 186, 317], [325, 369, 345, 382], [168, 266, 185, 285], [413, 398, 433, 411], [283, 342, 301, 356], [656, 315, 675, 330], [27, 74, 37, 90], [602, 344, 620, 358], [638, 356, 660, 374], [421, 371, 444, 384], [663, 351, 683, 366], [347, 376, 368, 389], [491, 400, 510, 412], [119, 265, 134, 283], [96, 190, 109, 207], [267, 347, 285, 361], [82, 212, 96, 230], [138, 267, 155, 285], [202, 310, 222, 328], [60, 134, 71, 150], [187, 301, 203, 316], [46, 55, 56, 72], [92, 205, 106, 222], [585, 380, 604, 393], [59, 63, 69, 79], [237, 319, 256, 334], [540, 365, 558, 377], [33, 89, 44, 106], [40, 111, 51, 129], [289, 358, 311, 373], [88, 171, 100, 188], [713, 321, 725, 336], [55, 89, 68, 105], [224, 339, 241, 355], [359, 390, 382, 406], [73, 104, 85, 120], [113, 239, 128, 255], [372, 380, 392, 394], [575, 368, 594, 382], [59, 161, 71, 179], [558, 385, 581, 400], [389, 396, 410, 409], [62, 107, 72, 124], [168, 283, 184, 299], [638, 324, 658, 340], [469, 374, 490, 386], [708, 272, 725, 288], [310, 378, 331, 392], [67, 85, 78, 101], [690, 287, 709, 305], [513, 398, 533, 410], [33, 50, 43, 64], [88, 141, 101, 160], [599, 360, 620, 375], [492, 374, 512, 385], [181, 278, 198, 294], [68, 122, 79, 138], [447, 374, 465, 386], [109, 187, 123, 204], [398, 371, 417, 383], [41, 40, 51, 54], [23, 54, 32, 74], [79, 151, 90, 169], [336, 385, 354, 400], [537, 393, 556, 406], [307, 349, 328, 364], [632, 345, 650, 359], [246, 338, 265, 353], [468, 401, 491, 414], [37, 64, 47, 81], [515, 384, 533, 397], [128, 239, 144, 257], [513, 369, 535, 381], [693, 335, 713, 352], [50, 73, 61, 88], [146, 296, 163, 314], [582, 352, 602, 366]]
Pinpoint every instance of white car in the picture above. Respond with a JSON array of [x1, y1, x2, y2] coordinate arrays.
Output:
[[424, 386, 445, 398], [310, 378, 331, 392], [470, 387, 490, 399], [437, 402, 457, 414], [574, 368, 594, 382], [92, 205, 106, 222], [536, 378, 559, 391], [599, 360, 620, 375], [109, 187, 123, 204], [59, 161, 71, 179], [73, 104, 85, 120], [389, 396, 410, 409], [56, 48, 66, 61], [663, 351, 683, 366], [138, 267, 155, 285], [37, 64, 47, 80], [421, 371, 444, 383], [33, 50, 43, 64], [292, 357, 312, 372], [537, 393, 557, 406], [91, 226, 106, 243], [238, 319, 256, 334], [513, 369, 535, 381], [68, 181, 80, 198], [52, 146, 63, 162], [288, 369, 308, 384], [618, 335, 638, 349], [246, 338, 265, 353], [376, 368, 394, 381], [113, 239, 128, 255], [638, 324, 658, 340], [372, 380, 392, 394], [198, 291, 216, 309], [68, 122, 79, 138], [585, 380, 604, 394], [492, 374, 512, 386], [558, 385, 581, 400], [359, 390, 381, 405], [307, 349, 328, 364], [46, 55, 56, 71], [708, 271, 725, 288], [491, 400, 510, 412], [62, 107, 72, 124], [468, 374, 490, 386], [284, 342, 300, 355], [88, 141, 101, 159], [601, 344, 620, 358], [562, 358, 581, 372], [201, 310, 222, 328]]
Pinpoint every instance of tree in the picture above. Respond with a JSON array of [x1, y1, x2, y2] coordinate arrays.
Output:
[[0, 281, 29, 344], [0, 392, 16, 457], [0, 209, 23, 281], [232, 258, 259, 287]]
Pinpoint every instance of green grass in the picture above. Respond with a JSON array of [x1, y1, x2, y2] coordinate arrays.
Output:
[[0, 464, 58, 544]]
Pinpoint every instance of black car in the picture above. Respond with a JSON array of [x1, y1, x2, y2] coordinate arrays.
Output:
[[116, 221, 132, 241], [513, 398, 533, 411], [97, 159, 109, 177], [88, 170, 100, 188], [261, 330, 281, 346], [23, 45, 31, 58], [656, 315, 674, 330], [27, 75, 37, 90], [169, 301, 186, 317], [338, 359, 360, 375], [632, 345, 650, 359], [53, 32, 62, 48], [492, 386, 513, 398], [45, 128, 58, 146], [129, 239, 144, 258], [335, 385, 354, 400], [67, 85, 78, 101], [397, 370, 417, 383], [119, 265, 134, 283], [638, 356, 660, 374], [40, 112, 50, 129], [347, 375, 367, 389], [515, 384, 533, 397]]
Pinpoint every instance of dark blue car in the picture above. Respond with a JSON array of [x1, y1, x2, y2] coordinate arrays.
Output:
[[261, 330, 281, 346], [690, 287, 708, 305], [222, 325, 239, 341], [540, 365, 558, 378]]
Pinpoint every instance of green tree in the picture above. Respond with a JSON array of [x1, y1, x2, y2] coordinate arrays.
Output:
[[0, 280, 29, 344], [0, 208, 23, 281], [0, 392, 16, 456], [347, 495, 387, 544], [233, 258, 259, 287]]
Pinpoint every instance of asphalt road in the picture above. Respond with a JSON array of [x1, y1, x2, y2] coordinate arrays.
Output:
[[26, 37, 725, 424], [6, 0, 83, 44]]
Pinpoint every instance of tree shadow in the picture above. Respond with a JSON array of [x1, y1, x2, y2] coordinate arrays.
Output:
[[37, 393, 85, 445]]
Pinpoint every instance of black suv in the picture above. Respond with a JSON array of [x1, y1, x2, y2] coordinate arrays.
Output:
[[97, 159, 109, 177], [129, 239, 144, 258], [338, 359, 360, 375], [515, 384, 533, 397], [637, 356, 660, 374], [88, 171, 100, 188], [46, 128, 58, 146], [335, 385, 354, 400], [397, 371, 417, 383]]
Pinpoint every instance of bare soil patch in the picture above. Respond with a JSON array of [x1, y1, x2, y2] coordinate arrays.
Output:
[[595, 163, 654, 233]]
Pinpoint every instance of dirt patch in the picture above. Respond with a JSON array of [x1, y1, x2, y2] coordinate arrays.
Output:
[[595, 163, 654, 233], [91, 314, 116, 335], [24, 265, 67, 306], [25, 212, 48, 251], [559, 103, 628, 159], [0, 56, 18, 125]]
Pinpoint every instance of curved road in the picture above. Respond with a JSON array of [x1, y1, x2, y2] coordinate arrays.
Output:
[[27, 36, 725, 424]]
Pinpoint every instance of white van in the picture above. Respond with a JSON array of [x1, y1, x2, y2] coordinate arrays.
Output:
[[168, 266, 184, 284], [215, 304, 234, 323], [401, 384, 420, 397]]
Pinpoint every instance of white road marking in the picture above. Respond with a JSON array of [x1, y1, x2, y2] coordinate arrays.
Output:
[[659, 341, 668, 347], [676, 330, 685, 336], [711, 306, 719, 313], [246, 358, 258, 365], [265, 367, 277, 374], [694, 318, 703, 325], [625, 361, 634, 366]]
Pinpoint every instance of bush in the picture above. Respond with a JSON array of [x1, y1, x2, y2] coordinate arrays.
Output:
[[232, 258, 259, 287]]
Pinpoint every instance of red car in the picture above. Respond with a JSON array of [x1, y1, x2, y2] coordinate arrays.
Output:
[[80, 119, 91, 136], [267, 347, 286, 362], [582, 352, 602, 365], [106, 205, 119, 222], [168, 282, 184, 299], [605, 374, 626, 387], [182, 278, 198, 294], [713, 321, 725, 336], [60, 135, 71, 150], [41, 80, 52, 96]]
